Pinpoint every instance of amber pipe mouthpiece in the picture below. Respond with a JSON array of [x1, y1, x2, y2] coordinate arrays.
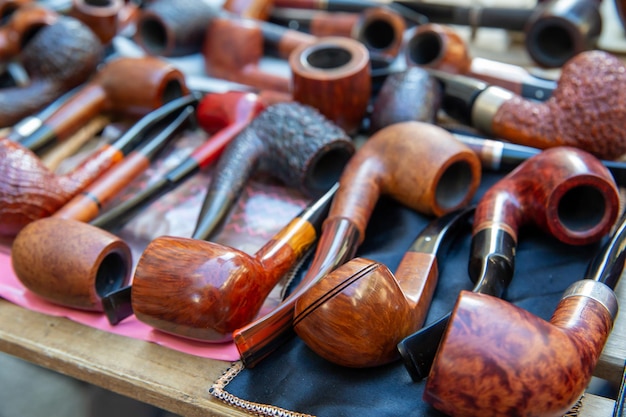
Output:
[[11, 217, 131, 312], [423, 198, 626, 417], [191, 101, 354, 242], [233, 121, 481, 367], [398, 146, 620, 381], [404, 23, 556, 101], [134, 0, 218, 56], [18, 56, 188, 152], [128, 183, 338, 342], [293, 205, 474, 368], [428, 50, 626, 161], [0, 15, 102, 128]]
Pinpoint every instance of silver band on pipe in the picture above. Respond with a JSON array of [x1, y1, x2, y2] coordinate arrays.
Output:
[[562, 279, 619, 320], [471, 86, 514, 134]]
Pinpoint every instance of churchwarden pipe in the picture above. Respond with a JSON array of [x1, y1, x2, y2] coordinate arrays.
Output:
[[293, 205, 474, 368], [127, 183, 338, 342], [90, 90, 274, 233], [0, 3, 57, 60], [404, 23, 556, 101], [191, 101, 354, 242], [53, 95, 197, 222], [427, 50, 626, 161], [233, 121, 481, 367], [397, 146, 620, 382], [0, 96, 197, 237], [19, 56, 188, 153], [0, 15, 102, 128], [422, 184, 626, 417]]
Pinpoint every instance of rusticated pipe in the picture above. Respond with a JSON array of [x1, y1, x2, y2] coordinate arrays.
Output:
[[223, 0, 274, 20], [18, 56, 188, 152], [427, 50, 626, 161], [129, 183, 338, 342], [233, 121, 481, 368], [133, 0, 218, 56], [0, 15, 102, 128], [403, 23, 556, 101], [191, 101, 354, 242], [270, 6, 406, 61], [0, 3, 57, 60], [293, 205, 473, 368], [397, 146, 620, 382], [69, 0, 125, 44], [423, 188, 626, 417]]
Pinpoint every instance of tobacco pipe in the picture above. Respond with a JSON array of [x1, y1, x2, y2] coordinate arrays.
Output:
[[233, 121, 481, 368], [191, 101, 354, 242], [0, 15, 102, 128], [422, 179, 626, 417], [0, 94, 198, 237], [223, 0, 274, 20], [69, 0, 126, 44], [427, 50, 626, 161], [293, 205, 474, 368], [202, 15, 371, 134], [18, 56, 188, 153], [397, 146, 620, 382], [403, 23, 556, 101], [90, 90, 276, 233], [125, 183, 339, 342], [53, 95, 197, 222], [269, 6, 406, 61], [0, 3, 57, 60], [133, 0, 218, 56]]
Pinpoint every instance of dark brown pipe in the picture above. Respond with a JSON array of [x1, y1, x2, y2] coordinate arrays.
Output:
[[134, 0, 218, 56], [223, 0, 274, 20], [0, 0, 32, 20], [130, 183, 338, 343], [69, 0, 125, 44], [19, 56, 188, 152], [293, 206, 473, 368], [233, 121, 481, 367], [429, 50, 626, 161], [0, 15, 102, 128], [270, 6, 406, 61], [423, 184, 626, 417], [191, 101, 354, 241], [0, 3, 57, 60], [11, 217, 131, 311], [404, 23, 556, 101]]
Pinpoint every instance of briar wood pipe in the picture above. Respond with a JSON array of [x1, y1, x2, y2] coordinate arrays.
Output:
[[128, 183, 338, 342], [90, 90, 273, 233], [203, 16, 370, 134], [404, 23, 556, 101], [428, 50, 626, 161], [0, 3, 57, 60], [18, 56, 188, 153], [397, 146, 620, 382], [233, 121, 481, 367], [423, 181, 626, 417], [293, 205, 474, 368], [269, 6, 406, 61], [0, 15, 102, 128], [191, 101, 354, 242], [223, 0, 274, 20], [69, 0, 127, 45]]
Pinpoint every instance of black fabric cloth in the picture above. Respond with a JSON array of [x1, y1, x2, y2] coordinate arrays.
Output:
[[221, 171, 603, 417]]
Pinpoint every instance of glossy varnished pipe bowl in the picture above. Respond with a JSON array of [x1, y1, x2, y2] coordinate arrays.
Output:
[[11, 217, 131, 311]]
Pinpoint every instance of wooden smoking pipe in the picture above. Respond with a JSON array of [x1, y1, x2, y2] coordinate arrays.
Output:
[[0, 94, 197, 237], [127, 183, 338, 343], [427, 50, 626, 161], [18, 55, 189, 153], [190, 101, 354, 242], [0, 15, 102, 128], [293, 205, 474, 368], [69, 0, 128, 45], [423, 179, 626, 417], [0, 3, 57, 61], [269, 6, 406, 61], [403, 23, 556, 102], [133, 0, 218, 57], [223, 0, 274, 20], [397, 146, 620, 382], [202, 15, 371, 134], [7, 99, 198, 311], [90, 90, 275, 234], [233, 121, 481, 368]]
